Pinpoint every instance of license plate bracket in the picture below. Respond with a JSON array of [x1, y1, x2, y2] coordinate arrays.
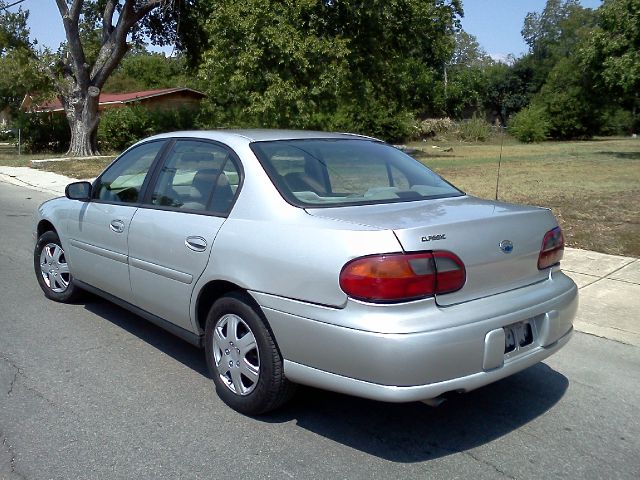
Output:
[[504, 320, 534, 354]]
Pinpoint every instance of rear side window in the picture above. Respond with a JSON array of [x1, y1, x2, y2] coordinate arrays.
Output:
[[93, 141, 164, 203], [251, 139, 463, 207], [148, 140, 240, 215]]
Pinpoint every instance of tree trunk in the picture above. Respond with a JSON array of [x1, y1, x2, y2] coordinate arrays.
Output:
[[50, 0, 166, 156], [64, 86, 101, 157]]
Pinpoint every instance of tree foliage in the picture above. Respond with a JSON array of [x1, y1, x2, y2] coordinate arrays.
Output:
[[0, 2, 51, 115], [522, 0, 582, 58], [443, 30, 491, 118], [103, 51, 190, 92], [188, 0, 462, 140], [483, 62, 529, 124], [38, 1, 189, 156], [507, 0, 608, 139], [0, 1, 30, 54], [582, 0, 640, 130], [593, 0, 640, 96], [4, 0, 639, 150], [521, 0, 596, 92], [450, 30, 491, 68], [0, 48, 51, 113]]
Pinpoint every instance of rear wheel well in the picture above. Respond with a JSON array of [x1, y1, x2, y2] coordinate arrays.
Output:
[[37, 220, 56, 238], [196, 280, 246, 333]]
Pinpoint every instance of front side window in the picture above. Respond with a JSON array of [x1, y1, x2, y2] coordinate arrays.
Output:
[[93, 141, 164, 203], [149, 140, 241, 214], [251, 139, 463, 207]]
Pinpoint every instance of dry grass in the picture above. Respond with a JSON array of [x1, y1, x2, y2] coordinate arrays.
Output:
[[0, 143, 63, 167], [32, 157, 115, 179], [412, 137, 640, 257], [0, 143, 114, 176]]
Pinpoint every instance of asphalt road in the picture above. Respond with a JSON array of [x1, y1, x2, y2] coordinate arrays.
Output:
[[1, 181, 639, 480]]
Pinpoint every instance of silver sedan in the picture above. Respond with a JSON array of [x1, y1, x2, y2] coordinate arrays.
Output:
[[33, 130, 577, 414]]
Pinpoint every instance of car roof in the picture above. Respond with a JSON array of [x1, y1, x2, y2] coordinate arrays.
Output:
[[145, 129, 379, 143]]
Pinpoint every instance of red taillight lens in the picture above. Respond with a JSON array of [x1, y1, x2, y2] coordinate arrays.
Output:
[[538, 226, 564, 270], [339, 251, 465, 302], [433, 251, 467, 294]]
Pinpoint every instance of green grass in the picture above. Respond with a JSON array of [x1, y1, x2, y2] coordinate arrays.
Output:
[[411, 137, 640, 257]]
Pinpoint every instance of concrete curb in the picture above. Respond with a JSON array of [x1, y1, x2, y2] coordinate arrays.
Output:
[[0, 166, 93, 196], [31, 155, 113, 165]]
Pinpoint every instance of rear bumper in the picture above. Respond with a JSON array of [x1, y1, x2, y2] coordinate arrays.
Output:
[[254, 272, 578, 402], [283, 328, 573, 403]]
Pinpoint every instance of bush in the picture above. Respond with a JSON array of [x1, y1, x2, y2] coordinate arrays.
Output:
[[411, 116, 497, 143], [15, 112, 70, 153], [0, 129, 14, 142], [457, 115, 492, 142], [412, 117, 457, 140], [98, 105, 153, 151], [509, 105, 550, 143], [98, 104, 199, 151], [599, 107, 634, 136], [350, 104, 416, 143]]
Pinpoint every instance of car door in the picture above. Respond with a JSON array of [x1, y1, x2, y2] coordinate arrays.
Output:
[[66, 140, 167, 303], [127, 139, 242, 332]]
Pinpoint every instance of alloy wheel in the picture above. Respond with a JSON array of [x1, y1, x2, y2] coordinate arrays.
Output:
[[212, 313, 260, 395], [39, 243, 70, 293]]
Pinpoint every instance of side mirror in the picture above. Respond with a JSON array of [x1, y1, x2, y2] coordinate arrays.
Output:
[[65, 181, 92, 201]]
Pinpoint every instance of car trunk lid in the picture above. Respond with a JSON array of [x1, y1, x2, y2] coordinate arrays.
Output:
[[306, 196, 558, 306]]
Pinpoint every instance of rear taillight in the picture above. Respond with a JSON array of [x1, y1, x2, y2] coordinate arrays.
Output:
[[339, 251, 465, 302], [538, 226, 564, 270]]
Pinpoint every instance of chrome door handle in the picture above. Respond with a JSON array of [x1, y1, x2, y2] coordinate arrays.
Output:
[[109, 219, 125, 233], [185, 236, 207, 252]]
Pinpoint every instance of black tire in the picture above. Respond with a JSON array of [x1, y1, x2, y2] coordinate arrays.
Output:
[[204, 292, 296, 415], [34, 230, 81, 303]]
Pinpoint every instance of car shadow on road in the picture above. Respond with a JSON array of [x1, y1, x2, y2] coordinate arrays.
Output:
[[82, 295, 569, 463], [82, 296, 209, 377], [263, 364, 569, 463]]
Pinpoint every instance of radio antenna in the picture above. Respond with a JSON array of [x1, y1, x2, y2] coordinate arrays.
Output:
[[495, 125, 505, 201]]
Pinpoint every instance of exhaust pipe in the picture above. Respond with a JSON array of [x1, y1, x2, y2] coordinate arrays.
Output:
[[421, 396, 447, 407]]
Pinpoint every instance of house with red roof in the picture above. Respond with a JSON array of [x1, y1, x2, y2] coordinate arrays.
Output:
[[21, 87, 206, 114]]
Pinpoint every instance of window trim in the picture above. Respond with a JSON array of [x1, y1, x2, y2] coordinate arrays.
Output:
[[139, 138, 245, 218]]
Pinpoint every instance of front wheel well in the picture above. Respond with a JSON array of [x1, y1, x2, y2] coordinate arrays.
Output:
[[195, 280, 246, 333], [37, 220, 56, 238]]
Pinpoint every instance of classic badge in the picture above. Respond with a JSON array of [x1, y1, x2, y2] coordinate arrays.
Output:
[[421, 234, 446, 242]]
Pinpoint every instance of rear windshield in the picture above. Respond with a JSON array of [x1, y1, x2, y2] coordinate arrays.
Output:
[[251, 139, 463, 207]]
